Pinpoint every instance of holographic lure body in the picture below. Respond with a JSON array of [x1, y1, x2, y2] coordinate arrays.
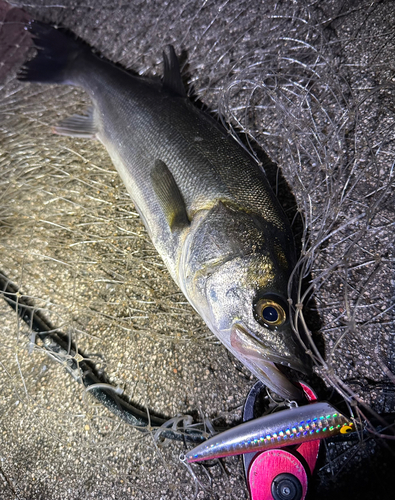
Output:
[[185, 402, 353, 463]]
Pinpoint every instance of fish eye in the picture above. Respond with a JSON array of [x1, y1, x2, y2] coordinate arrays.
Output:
[[253, 298, 286, 328]]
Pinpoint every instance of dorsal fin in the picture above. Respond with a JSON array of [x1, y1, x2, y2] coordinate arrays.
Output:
[[162, 45, 186, 97]]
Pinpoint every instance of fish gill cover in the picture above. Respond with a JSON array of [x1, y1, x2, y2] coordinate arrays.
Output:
[[0, 0, 394, 499]]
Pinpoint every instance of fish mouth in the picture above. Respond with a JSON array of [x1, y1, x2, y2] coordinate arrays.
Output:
[[230, 323, 307, 401]]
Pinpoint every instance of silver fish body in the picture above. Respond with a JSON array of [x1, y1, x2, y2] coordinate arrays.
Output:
[[185, 402, 354, 462], [19, 22, 309, 400]]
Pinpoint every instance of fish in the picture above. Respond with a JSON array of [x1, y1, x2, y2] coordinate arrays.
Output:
[[18, 21, 309, 401], [185, 401, 354, 462]]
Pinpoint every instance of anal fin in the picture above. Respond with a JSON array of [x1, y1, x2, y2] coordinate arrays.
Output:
[[151, 159, 189, 232], [54, 107, 98, 138]]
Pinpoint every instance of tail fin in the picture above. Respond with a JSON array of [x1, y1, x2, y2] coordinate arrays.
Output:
[[18, 21, 88, 84]]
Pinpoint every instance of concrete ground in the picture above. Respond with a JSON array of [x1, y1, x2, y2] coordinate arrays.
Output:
[[0, 0, 394, 499]]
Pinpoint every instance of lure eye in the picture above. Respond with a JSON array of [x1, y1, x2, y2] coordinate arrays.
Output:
[[254, 299, 286, 328]]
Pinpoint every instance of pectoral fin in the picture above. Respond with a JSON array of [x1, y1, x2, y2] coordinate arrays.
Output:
[[162, 45, 186, 97], [53, 107, 98, 138], [150, 159, 190, 232]]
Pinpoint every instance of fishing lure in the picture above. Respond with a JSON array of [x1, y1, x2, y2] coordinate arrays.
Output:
[[185, 401, 353, 463]]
